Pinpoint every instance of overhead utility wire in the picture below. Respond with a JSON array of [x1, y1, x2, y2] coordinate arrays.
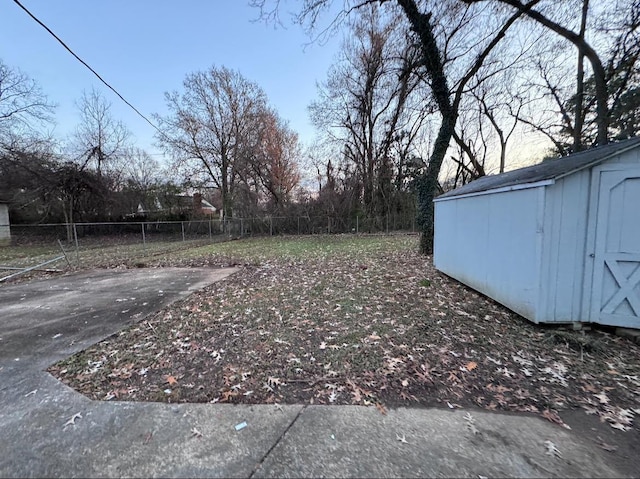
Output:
[[12, 0, 163, 136]]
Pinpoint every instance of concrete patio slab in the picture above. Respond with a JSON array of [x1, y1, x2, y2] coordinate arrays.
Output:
[[0, 267, 629, 478]]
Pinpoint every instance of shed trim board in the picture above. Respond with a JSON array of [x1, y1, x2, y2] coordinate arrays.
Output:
[[433, 179, 554, 202], [434, 137, 640, 329], [534, 186, 547, 324]]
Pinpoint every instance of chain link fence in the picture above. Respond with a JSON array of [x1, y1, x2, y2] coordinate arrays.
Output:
[[9, 213, 416, 246], [1, 214, 416, 276]]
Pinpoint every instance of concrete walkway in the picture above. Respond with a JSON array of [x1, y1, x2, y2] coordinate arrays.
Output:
[[0, 268, 626, 478]]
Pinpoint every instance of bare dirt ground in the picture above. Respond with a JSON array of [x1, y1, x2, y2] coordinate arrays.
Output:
[[41, 234, 640, 473]]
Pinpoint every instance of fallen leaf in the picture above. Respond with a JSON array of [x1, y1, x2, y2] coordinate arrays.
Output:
[[466, 361, 477, 371], [165, 375, 178, 386], [63, 412, 82, 428], [267, 376, 283, 387], [221, 390, 238, 402], [351, 388, 362, 403], [610, 422, 629, 431], [541, 409, 571, 430], [544, 440, 561, 457], [376, 402, 388, 415], [464, 412, 479, 435]]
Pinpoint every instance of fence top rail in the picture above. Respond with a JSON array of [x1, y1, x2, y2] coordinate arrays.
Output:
[[11, 220, 219, 227], [11, 213, 416, 228]]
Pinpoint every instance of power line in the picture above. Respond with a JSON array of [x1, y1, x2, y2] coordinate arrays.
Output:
[[12, 0, 163, 136]]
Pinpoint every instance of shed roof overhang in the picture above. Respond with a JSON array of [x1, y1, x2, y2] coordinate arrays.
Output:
[[435, 136, 640, 202]]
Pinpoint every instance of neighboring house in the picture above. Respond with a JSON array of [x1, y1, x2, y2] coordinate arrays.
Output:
[[192, 193, 220, 217], [128, 193, 221, 219], [434, 137, 640, 329], [0, 201, 10, 246]]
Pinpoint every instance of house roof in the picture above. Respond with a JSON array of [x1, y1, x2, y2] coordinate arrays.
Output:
[[437, 136, 640, 200]]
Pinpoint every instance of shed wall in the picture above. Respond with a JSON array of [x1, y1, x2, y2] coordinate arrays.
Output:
[[0, 204, 9, 246], [434, 187, 542, 321], [539, 170, 591, 322]]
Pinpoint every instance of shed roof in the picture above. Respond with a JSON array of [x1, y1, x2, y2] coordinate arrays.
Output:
[[437, 136, 640, 200]]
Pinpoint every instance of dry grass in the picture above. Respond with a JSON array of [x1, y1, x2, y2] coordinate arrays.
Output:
[[48, 234, 640, 431]]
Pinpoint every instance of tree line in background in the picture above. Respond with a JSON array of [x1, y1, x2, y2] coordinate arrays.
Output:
[[254, 0, 639, 252], [1, 0, 639, 252], [0, 64, 310, 233]]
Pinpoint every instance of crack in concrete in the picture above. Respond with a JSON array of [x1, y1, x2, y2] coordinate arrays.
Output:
[[249, 405, 307, 478]]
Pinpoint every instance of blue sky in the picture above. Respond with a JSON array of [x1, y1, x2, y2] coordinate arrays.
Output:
[[1, 1, 342, 157]]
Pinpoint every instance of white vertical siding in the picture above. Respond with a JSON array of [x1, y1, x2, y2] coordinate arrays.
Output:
[[0, 204, 9, 246], [435, 146, 640, 327], [539, 170, 591, 322], [434, 187, 542, 321]]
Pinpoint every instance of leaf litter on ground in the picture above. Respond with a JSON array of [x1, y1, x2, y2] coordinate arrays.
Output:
[[47, 235, 640, 432]]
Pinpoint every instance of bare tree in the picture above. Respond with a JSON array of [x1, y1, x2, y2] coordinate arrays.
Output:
[[249, 109, 301, 211], [0, 59, 54, 142], [253, 0, 534, 253], [310, 5, 425, 217], [156, 65, 292, 219], [466, 0, 610, 146], [499, 0, 639, 153], [0, 135, 109, 239], [72, 87, 129, 176], [122, 147, 162, 192]]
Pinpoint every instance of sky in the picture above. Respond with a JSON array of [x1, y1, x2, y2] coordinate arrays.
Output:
[[0, 0, 343, 158]]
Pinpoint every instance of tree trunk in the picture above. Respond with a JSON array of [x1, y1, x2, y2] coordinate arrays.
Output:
[[221, 159, 232, 221], [418, 115, 457, 253], [573, 0, 589, 151], [396, 0, 457, 254]]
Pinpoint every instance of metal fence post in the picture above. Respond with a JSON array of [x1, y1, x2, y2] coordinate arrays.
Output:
[[73, 223, 80, 265], [356, 215, 359, 234], [240, 218, 244, 237], [208, 219, 212, 239], [141, 222, 146, 248], [181, 221, 186, 242]]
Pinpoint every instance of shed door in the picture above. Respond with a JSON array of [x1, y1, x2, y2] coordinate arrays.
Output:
[[590, 168, 640, 328]]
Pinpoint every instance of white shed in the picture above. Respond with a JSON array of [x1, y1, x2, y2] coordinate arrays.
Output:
[[0, 202, 9, 247], [434, 137, 640, 329]]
